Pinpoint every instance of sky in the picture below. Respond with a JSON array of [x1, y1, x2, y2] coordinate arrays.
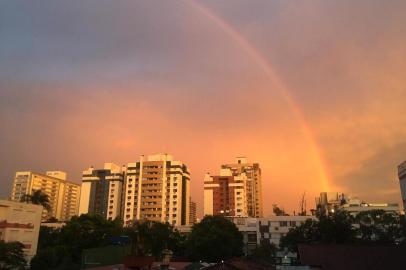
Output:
[[1, 0, 406, 217]]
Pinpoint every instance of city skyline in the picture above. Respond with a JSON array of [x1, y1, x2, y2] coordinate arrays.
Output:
[[1, 0, 406, 217]]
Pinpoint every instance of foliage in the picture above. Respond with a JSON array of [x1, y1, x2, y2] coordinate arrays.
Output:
[[355, 210, 402, 244], [57, 214, 123, 262], [187, 215, 243, 262], [280, 211, 356, 252], [249, 241, 277, 264], [32, 214, 186, 269], [124, 220, 186, 259], [31, 214, 123, 270], [30, 245, 75, 270], [280, 210, 406, 252], [20, 189, 51, 211], [0, 241, 27, 270], [272, 204, 289, 216]]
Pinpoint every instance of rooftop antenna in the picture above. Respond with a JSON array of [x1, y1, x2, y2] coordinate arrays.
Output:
[[299, 192, 306, 216]]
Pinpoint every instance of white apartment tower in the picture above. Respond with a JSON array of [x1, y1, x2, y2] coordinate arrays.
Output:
[[79, 163, 125, 220], [123, 154, 190, 226], [398, 161, 406, 211], [11, 171, 80, 221], [221, 157, 263, 218]]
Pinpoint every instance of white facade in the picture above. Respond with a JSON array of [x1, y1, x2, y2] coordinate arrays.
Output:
[[0, 200, 42, 261], [341, 200, 400, 216], [230, 216, 316, 255], [398, 161, 406, 211], [79, 163, 125, 220]]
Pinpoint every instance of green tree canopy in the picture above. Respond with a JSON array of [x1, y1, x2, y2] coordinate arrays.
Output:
[[355, 210, 402, 244], [124, 220, 186, 259], [31, 214, 123, 270], [249, 241, 277, 264], [280, 211, 356, 252], [20, 189, 51, 211], [0, 241, 27, 270], [187, 215, 243, 262]]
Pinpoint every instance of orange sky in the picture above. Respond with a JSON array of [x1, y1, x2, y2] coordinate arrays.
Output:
[[1, 0, 406, 217]]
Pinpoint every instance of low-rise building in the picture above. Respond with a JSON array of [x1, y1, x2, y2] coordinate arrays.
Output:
[[0, 200, 42, 261], [230, 216, 316, 255], [341, 199, 400, 216]]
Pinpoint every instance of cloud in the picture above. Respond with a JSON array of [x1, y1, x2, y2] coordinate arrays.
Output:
[[337, 141, 406, 203], [1, 0, 406, 216]]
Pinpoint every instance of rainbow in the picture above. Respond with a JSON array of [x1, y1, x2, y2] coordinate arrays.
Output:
[[182, 0, 330, 191]]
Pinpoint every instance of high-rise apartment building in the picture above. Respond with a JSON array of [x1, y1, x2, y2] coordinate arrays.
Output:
[[398, 161, 406, 211], [79, 163, 125, 220], [221, 157, 263, 218], [10, 171, 80, 221], [204, 168, 248, 217], [123, 154, 190, 226], [189, 199, 197, 225], [60, 181, 81, 221]]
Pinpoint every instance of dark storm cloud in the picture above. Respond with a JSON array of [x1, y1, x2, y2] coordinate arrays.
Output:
[[338, 141, 406, 202]]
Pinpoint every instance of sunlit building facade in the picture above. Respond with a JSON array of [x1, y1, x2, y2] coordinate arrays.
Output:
[[79, 163, 125, 220], [0, 200, 43, 261], [221, 157, 263, 218], [189, 199, 197, 225], [204, 168, 248, 217], [123, 154, 191, 226], [10, 171, 80, 221]]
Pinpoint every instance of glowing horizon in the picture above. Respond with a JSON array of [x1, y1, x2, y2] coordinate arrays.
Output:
[[1, 0, 405, 216]]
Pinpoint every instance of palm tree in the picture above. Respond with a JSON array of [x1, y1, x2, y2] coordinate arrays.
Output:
[[20, 190, 51, 212]]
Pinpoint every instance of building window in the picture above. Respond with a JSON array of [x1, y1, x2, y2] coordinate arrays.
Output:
[[280, 221, 288, 227]]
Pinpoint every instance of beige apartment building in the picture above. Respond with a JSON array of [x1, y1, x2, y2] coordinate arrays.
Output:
[[222, 157, 263, 218], [10, 171, 80, 221], [189, 199, 197, 225], [124, 154, 191, 226], [79, 163, 125, 221], [0, 200, 43, 261]]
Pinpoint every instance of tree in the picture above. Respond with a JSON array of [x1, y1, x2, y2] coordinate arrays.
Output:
[[0, 241, 27, 270], [31, 214, 123, 270], [30, 245, 75, 270], [355, 210, 402, 244], [280, 211, 356, 252], [21, 189, 51, 212], [249, 241, 277, 264], [280, 219, 319, 252], [124, 220, 186, 259], [187, 215, 243, 262], [272, 204, 288, 216]]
